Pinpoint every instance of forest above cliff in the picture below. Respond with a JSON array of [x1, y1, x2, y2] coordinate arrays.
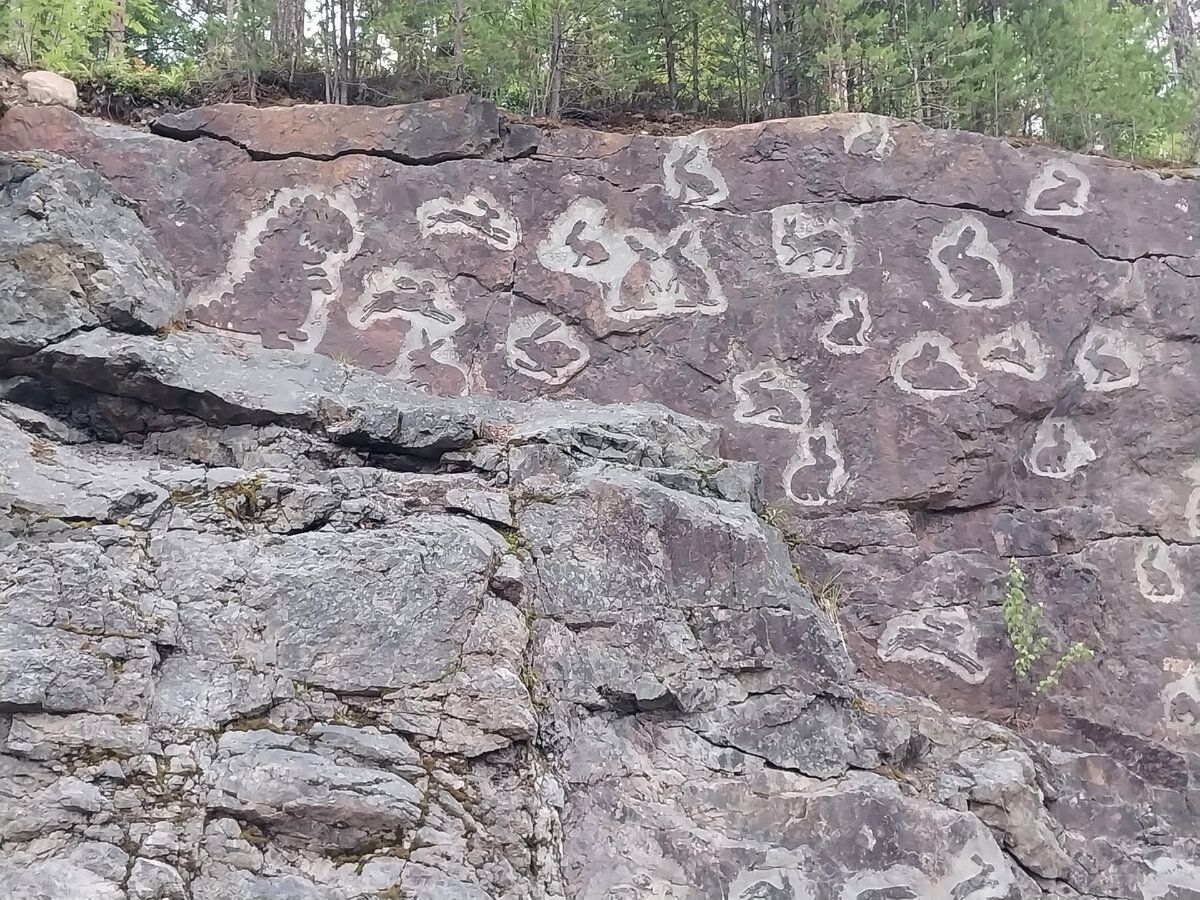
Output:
[[4, 0, 1200, 159]]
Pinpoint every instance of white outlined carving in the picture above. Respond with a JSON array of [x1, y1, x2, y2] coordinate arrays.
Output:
[[842, 115, 895, 160], [1027, 416, 1096, 480], [929, 216, 1013, 308], [1074, 327, 1141, 393], [537, 198, 727, 322], [1024, 160, 1090, 217], [891, 332, 977, 399], [878, 606, 989, 684], [977, 322, 1048, 381], [418, 190, 520, 250], [504, 312, 590, 386], [1135, 539, 1185, 604], [188, 185, 363, 352], [772, 205, 854, 277], [818, 288, 872, 355], [784, 424, 849, 507], [663, 136, 729, 207]]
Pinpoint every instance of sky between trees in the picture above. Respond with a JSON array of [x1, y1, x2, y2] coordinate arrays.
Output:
[[3, 0, 1200, 160]]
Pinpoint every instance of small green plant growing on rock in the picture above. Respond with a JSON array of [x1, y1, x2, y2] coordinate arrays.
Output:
[[1002, 557, 1094, 696]]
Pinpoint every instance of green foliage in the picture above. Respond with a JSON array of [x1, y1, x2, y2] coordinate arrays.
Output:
[[2, 0, 1197, 160], [1002, 557, 1094, 696]]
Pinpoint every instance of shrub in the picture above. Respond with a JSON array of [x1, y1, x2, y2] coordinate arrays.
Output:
[[1002, 557, 1094, 696]]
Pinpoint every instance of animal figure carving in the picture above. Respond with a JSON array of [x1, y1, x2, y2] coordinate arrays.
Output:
[[983, 335, 1036, 375], [359, 276, 453, 325], [789, 434, 839, 504], [1168, 688, 1200, 729], [1035, 422, 1073, 475], [406, 331, 467, 397], [902, 343, 970, 393], [740, 875, 794, 900], [738, 372, 809, 428], [198, 194, 355, 350], [855, 888, 919, 900], [780, 218, 848, 273], [426, 198, 512, 244], [827, 294, 868, 348], [950, 855, 996, 900], [612, 235, 669, 315], [565, 220, 609, 267], [1140, 544, 1177, 598], [1083, 338, 1132, 386], [1034, 172, 1084, 212], [937, 226, 1003, 303], [890, 616, 984, 678], [661, 230, 717, 308], [512, 319, 583, 377], [673, 144, 720, 203]]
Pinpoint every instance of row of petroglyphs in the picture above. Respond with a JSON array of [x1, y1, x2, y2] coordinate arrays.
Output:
[[189, 186, 593, 389], [727, 849, 1015, 900], [536, 197, 727, 322]]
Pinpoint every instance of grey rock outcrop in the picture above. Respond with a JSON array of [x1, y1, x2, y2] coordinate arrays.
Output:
[[0, 150, 182, 363], [0, 148, 1198, 899]]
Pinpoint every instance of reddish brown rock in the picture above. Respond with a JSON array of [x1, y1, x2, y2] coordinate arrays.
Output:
[[150, 95, 538, 162], [3, 99, 1198, 799]]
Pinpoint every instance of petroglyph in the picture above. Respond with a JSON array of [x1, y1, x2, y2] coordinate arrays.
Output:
[[401, 327, 469, 397], [772, 205, 854, 277], [891, 332, 977, 399], [538, 198, 727, 322], [504, 312, 590, 386], [977, 322, 1048, 381], [418, 189, 520, 250], [818, 288, 872, 354], [1162, 660, 1200, 734], [1075, 326, 1142, 393], [188, 185, 363, 351], [1187, 464, 1200, 538], [1139, 857, 1200, 899], [733, 366, 812, 431], [345, 262, 468, 395], [878, 606, 989, 684], [729, 868, 814, 900], [784, 424, 849, 507], [843, 115, 895, 160], [1027, 416, 1096, 480], [840, 850, 1010, 899], [663, 136, 729, 206], [346, 263, 461, 331], [1135, 539, 1185, 604], [1025, 160, 1090, 217], [929, 216, 1013, 308]]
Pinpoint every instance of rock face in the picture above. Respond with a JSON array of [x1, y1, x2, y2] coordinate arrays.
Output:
[[0, 151, 182, 362], [0, 114, 1197, 896]]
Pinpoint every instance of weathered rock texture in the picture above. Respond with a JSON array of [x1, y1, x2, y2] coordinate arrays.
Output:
[[0, 106, 1198, 897]]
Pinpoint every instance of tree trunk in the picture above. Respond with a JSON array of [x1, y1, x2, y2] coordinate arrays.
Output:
[[690, 13, 700, 112], [451, 0, 466, 93], [548, 8, 565, 119], [272, 0, 304, 71], [107, 0, 127, 61], [769, 0, 784, 115], [661, 0, 677, 108]]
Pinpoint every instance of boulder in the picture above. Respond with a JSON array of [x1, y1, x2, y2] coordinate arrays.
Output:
[[20, 70, 78, 110]]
